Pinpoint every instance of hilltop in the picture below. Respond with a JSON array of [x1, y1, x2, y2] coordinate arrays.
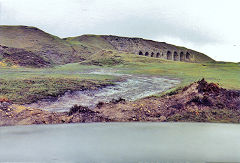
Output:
[[0, 25, 214, 67]]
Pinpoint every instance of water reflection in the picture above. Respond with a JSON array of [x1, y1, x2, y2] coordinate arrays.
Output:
[[0, 122, 240, 162]]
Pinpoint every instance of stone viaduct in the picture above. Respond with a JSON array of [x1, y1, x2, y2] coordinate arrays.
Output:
[[102, 35, 195, 62], [137, 50, 191, 61]]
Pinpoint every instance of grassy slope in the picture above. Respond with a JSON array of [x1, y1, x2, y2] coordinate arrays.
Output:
[[0, 56, 239, 104], [0, 65, 117, 104], [65, 35, 115, 50], [63, 35, 114, 60], [67, 34, 215, 63], [0, 26, 76, 64], [122, 61, 240, 89], [191, 51, 215, 62], [79, 50, 240, 89]]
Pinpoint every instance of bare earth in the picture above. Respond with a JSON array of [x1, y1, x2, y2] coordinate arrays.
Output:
[[0, 79, 240, 126]]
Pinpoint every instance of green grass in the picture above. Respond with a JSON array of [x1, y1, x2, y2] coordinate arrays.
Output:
[[0, 51, 239, 104], [0, 78, 114, 104], [125, 62, 240, 89], [80, 50, 240, 89], [66, 35, 115, 50], [0, 65, 118, 104]]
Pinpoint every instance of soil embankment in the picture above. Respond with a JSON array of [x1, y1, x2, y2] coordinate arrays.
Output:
[[1, 79, 240, 126]]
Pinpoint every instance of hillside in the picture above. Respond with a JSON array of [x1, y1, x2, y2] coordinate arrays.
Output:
[[0, 45, 51, 67], [0, 26, 85, 66], [66, 34, 214, 63], [0, 25, 215, 67]]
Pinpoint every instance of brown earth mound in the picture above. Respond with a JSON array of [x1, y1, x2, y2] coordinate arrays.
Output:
[[0, 79, 240, 126], [0, 45, 51, 67]]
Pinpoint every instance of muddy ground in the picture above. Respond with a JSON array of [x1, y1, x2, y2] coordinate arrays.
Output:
[[26, 69, 179, 112], [1, 79, 240, 126]]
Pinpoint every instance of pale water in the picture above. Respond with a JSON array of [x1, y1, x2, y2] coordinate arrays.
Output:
[[0, 122, 240, 162], [26, 69, 179, 112]]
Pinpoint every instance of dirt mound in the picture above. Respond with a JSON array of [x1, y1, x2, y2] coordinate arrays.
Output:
[[95, 79, 240, 123], [194, 78, 240, 109]]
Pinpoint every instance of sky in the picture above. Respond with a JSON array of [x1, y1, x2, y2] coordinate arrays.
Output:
[[0, 0, 239, 62]]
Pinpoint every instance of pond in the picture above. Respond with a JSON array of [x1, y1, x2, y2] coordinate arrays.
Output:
[[0, 122, 239, 162]]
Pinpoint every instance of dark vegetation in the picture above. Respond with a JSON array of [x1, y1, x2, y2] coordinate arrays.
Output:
[[110, 97, 126, 104], [69, 105, 95, 116]]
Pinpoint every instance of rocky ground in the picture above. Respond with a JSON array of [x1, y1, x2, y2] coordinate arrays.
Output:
[[1, 79, 240, 126]]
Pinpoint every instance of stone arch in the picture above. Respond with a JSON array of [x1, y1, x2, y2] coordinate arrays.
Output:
[[173, 51, 179, 61], [186, 52, 190, 60], [167, 51, 172, 60], [180, 52, 184, 61], [145, 52, 149, 56], [156, 53, 160, 58], [151, 52, 154, 57], [139, 51, 143, 55]]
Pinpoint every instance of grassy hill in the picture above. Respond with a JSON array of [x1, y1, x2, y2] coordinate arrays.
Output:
[[66, 34, 215, 63], [0, 26, 84, 65], [0, 25, 215, 67]]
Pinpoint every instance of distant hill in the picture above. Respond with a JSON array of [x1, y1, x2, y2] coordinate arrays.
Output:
[[0, 26, 85, 66], [0, 25, 214, 67], [67, 35, 214, 63]]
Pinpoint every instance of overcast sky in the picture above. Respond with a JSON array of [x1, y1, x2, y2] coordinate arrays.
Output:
[[0, 0, 239, 62]]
